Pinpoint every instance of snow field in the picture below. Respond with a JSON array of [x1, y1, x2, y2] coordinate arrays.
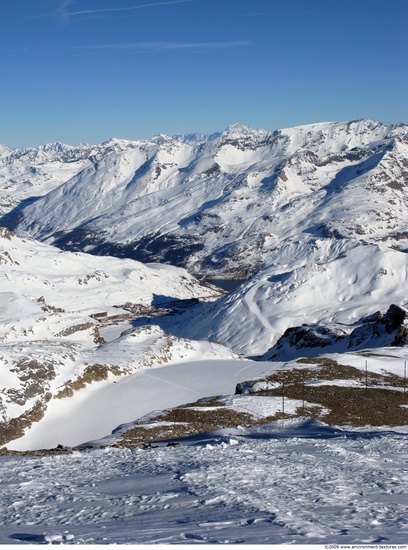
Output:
[[8, 357, 272, 450], [0, 420, 407, 544]]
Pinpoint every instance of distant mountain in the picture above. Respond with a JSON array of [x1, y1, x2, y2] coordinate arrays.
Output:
[[2, 119, 407, 280]]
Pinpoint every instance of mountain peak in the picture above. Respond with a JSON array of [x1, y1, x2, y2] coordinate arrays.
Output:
[[222, 123, 257, 136], [37, 141, 70, 154], [0, 144, 13, 159], [220, 124, 270, 143], [151, 133, 175, 145]]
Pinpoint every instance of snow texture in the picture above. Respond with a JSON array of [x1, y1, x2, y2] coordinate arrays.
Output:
[[0, 419, 407, 545]]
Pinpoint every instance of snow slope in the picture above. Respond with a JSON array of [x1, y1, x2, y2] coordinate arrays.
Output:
[[0, 226, 219, 349], [0, 138, 148, 216], [143, 238, 408, 355], [0, 228, 230, 448], [0, 143, 92, 215], [1, 419, 407, 545], [8, 357, 272, 451]]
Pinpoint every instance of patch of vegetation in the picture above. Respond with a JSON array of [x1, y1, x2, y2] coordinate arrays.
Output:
[[92, 327, 106, 345], [55, 323, 106, 345], [37, 296, 64, 313], [240, 358, 408, 426], [6, 358, 56, 406], [56, 322, 94, 337], [55, 363, 130, 399], [296, 357, 405, 386], [0, 395, 51, 447], [0, 444, 77, 457], [0, 250, 17, 265], [291, 386, 407, 426], [116, 397, 256, 447]]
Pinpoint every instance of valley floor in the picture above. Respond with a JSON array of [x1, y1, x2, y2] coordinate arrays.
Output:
[[0, 418, 407, 545]]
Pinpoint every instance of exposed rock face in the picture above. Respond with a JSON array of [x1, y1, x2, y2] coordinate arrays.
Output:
[[348, 304, 408, 348], [262, 304, 408, 361], [384, 303, 407, 333]]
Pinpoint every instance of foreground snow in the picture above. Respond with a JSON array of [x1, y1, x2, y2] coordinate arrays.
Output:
[[0, 419, 407, 545], [3, 347, 407, 545]]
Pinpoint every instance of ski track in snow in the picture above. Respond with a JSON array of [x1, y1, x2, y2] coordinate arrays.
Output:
[[0, 421, 407, 545], [243, 283, 273, 333]]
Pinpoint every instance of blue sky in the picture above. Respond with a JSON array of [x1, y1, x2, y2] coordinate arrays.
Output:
[[1, 0, 407, 148]]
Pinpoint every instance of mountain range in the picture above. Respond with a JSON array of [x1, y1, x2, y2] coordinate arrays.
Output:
[[2, 119, 407, 278], [0, 118, 407, 450]]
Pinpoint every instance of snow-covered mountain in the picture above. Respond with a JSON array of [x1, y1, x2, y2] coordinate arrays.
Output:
[[0, 228, 233, 448], [1, 119, 407, 450], [2, 119, 407, 279], [140, 237, 408, 355]]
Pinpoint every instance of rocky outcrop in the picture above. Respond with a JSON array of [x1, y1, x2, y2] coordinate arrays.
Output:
[[262, 304, 408, 361]]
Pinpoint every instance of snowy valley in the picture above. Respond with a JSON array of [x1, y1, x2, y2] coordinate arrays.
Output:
[[0, 120, 407, 544]]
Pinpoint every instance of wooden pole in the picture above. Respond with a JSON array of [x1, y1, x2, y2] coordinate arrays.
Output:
[[365, 360, 368, 395], [282, 379, 285, 418]]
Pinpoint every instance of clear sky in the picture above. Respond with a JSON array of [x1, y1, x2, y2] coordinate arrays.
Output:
[[1, 0, 407, 148]]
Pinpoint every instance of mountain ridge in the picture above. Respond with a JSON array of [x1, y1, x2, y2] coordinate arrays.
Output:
[[1, 118, 407, 357], [2, 118, 407, 278]]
